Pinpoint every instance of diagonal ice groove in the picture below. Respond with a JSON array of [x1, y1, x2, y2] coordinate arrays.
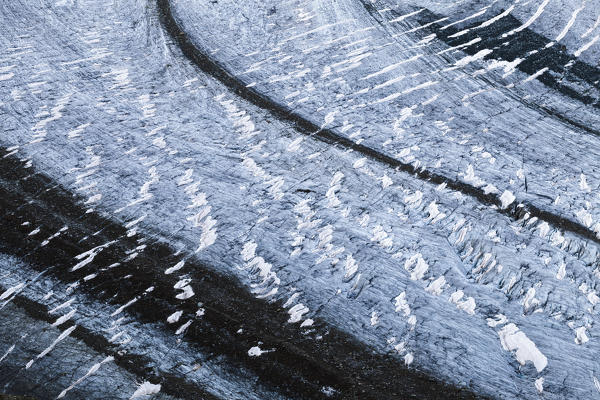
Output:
[[1, 0, 600, 399]]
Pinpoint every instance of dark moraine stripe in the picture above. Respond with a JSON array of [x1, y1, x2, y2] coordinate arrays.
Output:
[[0, 148, 483, 399], [362, 2, 599, 113], [0, 283, 219, 400], [157, 0, 600, 248]]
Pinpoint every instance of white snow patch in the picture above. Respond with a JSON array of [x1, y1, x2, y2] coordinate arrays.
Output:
[[498, 323, 547, 372], [425, 276, 446, 296], [167, 311, 183, 324], [248, 345, 274, 357], [165, 260, 185, 275], [499, 190, 515, 209], [130, 382, 161, 399], [404, 253, 429, 280], [175, 320, 193, 335], [535, 377, 544, 393], [288, 303, 310, 323], [57, 356, 114, 399], [575, 326, 589, 345], [455, 49, 493, 67], [556, 262, 566, 280], [394, 292, 411, 316], [580, 173, 591, 191], [26, 326, 77, 369]]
